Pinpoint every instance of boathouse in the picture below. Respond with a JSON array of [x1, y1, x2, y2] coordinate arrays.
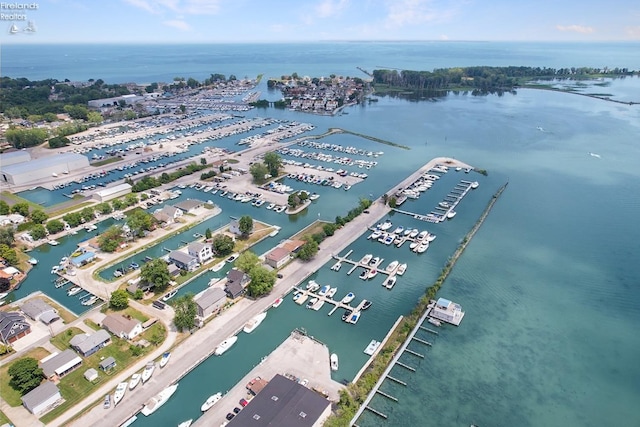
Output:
[[430, 297, 465, 326], [70, 251, 96, 268], [92, 183, 132, 203]]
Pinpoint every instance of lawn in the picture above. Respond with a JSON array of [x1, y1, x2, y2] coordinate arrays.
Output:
[[0, 410, 11, 425], [50, 327, 85, 351], [0, 347, 51, 407], [84, 319, 100, 330], [291, 220, 331, 241]]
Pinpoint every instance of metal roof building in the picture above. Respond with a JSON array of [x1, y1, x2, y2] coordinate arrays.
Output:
[[21, 381, 62, 415], [0, 150, 31, 167], [92, 183, 132, 202], [0, 152, 89, 185], [41, 349, 83, 379]]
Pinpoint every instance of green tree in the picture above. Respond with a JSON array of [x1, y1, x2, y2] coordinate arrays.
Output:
[[205, 228, 212, 239], [97, 225, 124, 252], [87, 111, 103, 123], [249, 163, 269, 184], [127, 209, 155, 238], [388, 196, 397, 208], [235, 251, 259, 274], [124, 193, 138, 207], [212, 234, 234, 256], [200, 157, 207, 165], [96, 202, 113, 215], [247, 266, 276, 297], [238, 215, 253, 236], [133, 289, 144, 300], [8, 358, 44, 395], [0, 244, 18, 265], [48, 136, 70, 148], [62, 212, 82, 228], [263, 152, 283, 178], [288, 193, 301, 208], [0, 226, 15, 246], [140, 259, 170, 291], [46, 219, 65, 234], [80, 206, 95, 223], [173, 294, 197, 332], [112, 199, 124, 211], [29, 224, 47, 240], [10, 202, 29, 217], [63, 104, 89, 120], [0, 200, 9, 215], [5, 127, 48, 149], [297, 238, 319, 261], [109, 289, 129, 310], [30, 209, 48, 224]]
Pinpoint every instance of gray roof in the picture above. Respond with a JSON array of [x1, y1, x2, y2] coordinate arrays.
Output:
[[1, 152, 88, 175], [99, 356, 116, 369], [84, 368, 98, 381], [39, 311, 60, 325], [41, 349, 82, 378], [188, 241, 207, 253], [0, 150, 31, 167], [169, 250, 197, 265], [0, 311, 30, 342], [195, 287, 226, 310], [21, 381, 60, 411], [21, 299, 55, 320], [227, 374, 330, 427], [102, 313, 140, 336], [174, 199, 204, 211], [94, 183, 132, 198], [69, 329, 110, 354]]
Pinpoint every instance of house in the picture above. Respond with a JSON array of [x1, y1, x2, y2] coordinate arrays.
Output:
[[21, 299, 60, 325], [69, 329, 111, 357], [225, 268, 250, 299], [70, 251, 95, 268], [21, 381, 62, 415], [153, 205, 183, 225], [228, 374, 331, 427], [167, 263, 181, 277], [173, 198, 204, 213], [282, 239, 306, 255], [188, 242, 213, 264], [265, 247, 291, 269], [99, 356, 117, 371], [430, 297, 465, 326], [84, 368, 99, 382], [41, 349, 83, 379], [194, 287, 227, 318], [102, 313, 143, 340], [0, 311, 31, 344], [229, 219, 243, 236], [168, 250, 199, 272]]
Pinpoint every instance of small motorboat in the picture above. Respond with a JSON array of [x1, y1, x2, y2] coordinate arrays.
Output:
[[326, 287, 338, 299], [162, 289, 178, 301], [128, 373, 141, 390], [341, 292, 355, 304], [330, 353, 339, 371], [396, 263, 407, 276], [306, 297, 318, 309], [272, 298, 283, 308], [384, 275, 397, 289], [201, 392, 222, 412], [361, 300, 372, 310], [159, 352, 171, 368]]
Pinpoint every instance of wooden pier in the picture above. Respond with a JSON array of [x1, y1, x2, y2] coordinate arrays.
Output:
[[376, 389, 398, 402]]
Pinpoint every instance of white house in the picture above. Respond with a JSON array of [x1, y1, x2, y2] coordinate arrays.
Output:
[[187, 242, 213, 264], [102, 313, 143, 340], [21, 381, 62, 415]]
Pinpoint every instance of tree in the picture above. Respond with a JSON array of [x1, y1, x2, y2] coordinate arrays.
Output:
[[205, 228, 212, 239], [46, 219, 65, 234], [288, 193, 301, 208], [8, 358, 44, 395], [63, 104, 89, 120], [388, 196, 397, 208], [235, 251, 259, 274], [29, 224, 46, 241], [10, 202, 29, 217], [247, 266, 276, 297], [200, 157, 207, 165], [133, 289, 144, 300], [249, 163, 269, 184], [96, 202, 113, 215], [0, 200, 9, 215], [87, 111, 103, 123], [140, 259, 170, 291], [97, 225, 124, 252], [0, 277, 10, 293], [112, 199, 124, 211], [30, 209, 48, 224], [0, 244, 18, 265], [0, 226, 15, 247], [80, 206, 95, 223], [212, 234, 234, 256], [238, 215, 253, 236], [62, 212, 82, 228], [48, 136, 70, 148], [127, 209, 155, 238], [173, 294, 197, 332], [263, 152, 283, 178], [5, 127, 48, 149], [124, 193, 138, 207], [109, 289, 129, 310], [297, 238, 319, 261]]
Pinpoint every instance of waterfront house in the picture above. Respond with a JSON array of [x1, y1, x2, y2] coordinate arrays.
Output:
[[430, 297, 465, 326], [265, 247, 291, 269], [282, 239, 306, 255], [194, 287, 227, 318], [0, 311, 31, 344], [188, 241, 213, 264], [99, 356, 117, 371], [174, 198, 204, 213], [21, 381, 62, 416], [168, 250, 199, 272], [153, 205, 183, 225], [102, 313, 143, 340], [21, 299, 60, 325], [41, 349, 82, 380], [70, 251, 96, 268], [69, 329, 111, 357], [224, 268, 250, 299]]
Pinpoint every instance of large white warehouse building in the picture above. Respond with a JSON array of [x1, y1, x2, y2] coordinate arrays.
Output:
[[0, 152, 90, 186]]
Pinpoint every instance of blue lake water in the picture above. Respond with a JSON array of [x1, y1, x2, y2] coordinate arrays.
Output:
[[2, 42, 640, 426]]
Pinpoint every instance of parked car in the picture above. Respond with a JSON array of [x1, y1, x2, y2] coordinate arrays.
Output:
[[103, 394, 111, 409], [226, 413, 235, 420], [233, 407, 242, 414], [239, 398, 249, 407]]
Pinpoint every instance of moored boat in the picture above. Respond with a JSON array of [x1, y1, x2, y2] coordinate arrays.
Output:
[[178, 419, 193, 427], [367, 268, 378, 279], [162, 289, 178, 301], [384, 275, 397, 289], [361, 300, 372, 310], [48, 240, 60, 246], [359, 269, 369, 280], [200, 392, 222, 412], [128, 373, 141, 390], [306, 297, 319, 309], [326, 287, 338, 299], [28, 258, 38, 265], [243, 312, 267, 333], [428, 317, 442, 327], [471, 181, 479, 189], [330, 353, 339, 371], [159, 352, 171, 368], [360, 253, 373, 265], [385, 260, 399, 273], [341, 292, 355, 304], [272, 297, 283, 308], [347, 311, 361, 324], [318, 285, 330, 296], [214, 336, 238, 356], [396, 263, 407, 276], [447, 211, 457, 219], [67, 287, 81, 296], [141, 383, 178, 416]]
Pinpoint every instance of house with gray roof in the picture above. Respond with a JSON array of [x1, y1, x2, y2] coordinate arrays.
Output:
[[41, 349, 82, 379], [168, 250, 199, 271], [99, 356, 116, 371], [69, 329, 111, 357], [21, 299, 60, 324], [21, 381, 62, 415], [102, 313, 143, 340], [188, 241, 213, 264], [195, 287, 227, 318], [224, 268, 250, 299], [153, 205, 183, 225], [174, 198, 204, 213], [0, 311, 31, 344]]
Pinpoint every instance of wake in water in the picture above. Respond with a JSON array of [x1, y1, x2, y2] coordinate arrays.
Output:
[[588, 152, 601, 158]]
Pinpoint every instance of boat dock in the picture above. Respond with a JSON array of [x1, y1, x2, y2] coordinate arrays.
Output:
[[293, 286, 368, 317], [331, 253, 392, 277], [392, 179, 475, 223]]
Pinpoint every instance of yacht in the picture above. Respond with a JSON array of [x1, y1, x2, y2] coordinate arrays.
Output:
[[439, 201, 450, 209], [360, 254, 373, 265], [48, 240, 60, 246], [426, 233, 437, 242], [162, 289, 178, 301], [409, 241, 419, 250], [370, 230, 382, 240], [200, 392, 222, 412], [384, 275, 397, 289], [309, 193, 320, 200], [392, 226, 404, 235], [330, 353, 339, 371], [178, 421, 192, 427], [326, 287, 338, 299], [417, 231, 429, 241], [67, 287, 82, 296], [159, 352, 171, 368], [409, 229, 419, 238], [214, 336, 238, 356], [243, 312, 267, 333], [28, 258, 38, 265], [141, 362, 155, 384], [403, 228, 413, 236], [341, 292, 355, 304], [330, 261, 342, 271], [128, 374, 141, 390], [306, 280, 318, 290], [81, 295, 99, 306], [385, 260, 399, 273], [141, 383, 178, 416], [396, 263, 407, 276], [113, 382, 128, 406], [306, 297, 319, 309], [307, 281, 320, 292], [416, 242, 429, 253]]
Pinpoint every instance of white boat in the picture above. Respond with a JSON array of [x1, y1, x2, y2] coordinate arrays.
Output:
[[392, 226, 404, 234], [370, 230, 382, 240], [341, 292, 355, 304], [243, 312, 267, 333], [128, 374, 141, 390], [428, 317, 442, 327], [141, 362, 155, 384], [113, 382, 128, 406], [67, 287, 81, 296], [385, 260, 399, 273], [318, 285, 330, 296], [200, 392, 222, 412], [48, 240, 60, 246], [306, 280, 318, 290], [159, 352, 171, 368], [178, 420, 193, 427], [346, 311, 361, 324], [369, 256, 381, 267], [417, 231, 428, 241], [266, 203, 275, 210], [326, 287, 338, 299], [360, 254, 373, 264], [162, 289, 178, 301], [439, 201, 450, 208], [367, 269, 378, 279], [81, 295, 98, 306], [214, 336, 238, 356], [307, 281, 320, 292], [309, 193, 320, 200], [447, 211, 457, 219], [409, 229, 419, 238], [306, 297, 318, 309], [272, 297, 283, 308], [416, 242, 429, 253], [384, 275, 397, 289], [28, 258, 38, 265], [396, 263, 407, 276], [471, 181, 479, 189], [141, 383, 178, 416], [378, 220, 392, 231], [330, 353, 339, 371], [359, 269, 368, 280], [364, 340, 381, 355], [426, 233, 437, 242], [330, 261, 342, 271], [311, 299, 325, 311]]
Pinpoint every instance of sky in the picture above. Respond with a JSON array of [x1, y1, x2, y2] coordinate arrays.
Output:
[[1, 0, 639, 44]]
